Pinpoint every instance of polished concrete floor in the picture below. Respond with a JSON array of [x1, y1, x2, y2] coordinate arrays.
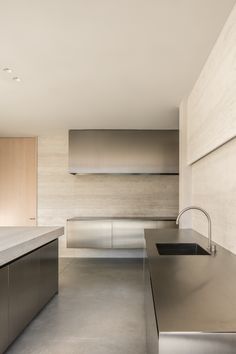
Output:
[[6, 258, 146, 354]]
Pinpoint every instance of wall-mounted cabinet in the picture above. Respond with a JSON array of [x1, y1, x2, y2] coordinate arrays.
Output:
[[67, 218, 176, 249], [67, 220, 112, 248], [112, 221, 157, 248], [69, 130, 179, 174]]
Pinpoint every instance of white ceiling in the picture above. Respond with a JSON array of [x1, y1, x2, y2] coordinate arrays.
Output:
[[0, 0, 235, 136]]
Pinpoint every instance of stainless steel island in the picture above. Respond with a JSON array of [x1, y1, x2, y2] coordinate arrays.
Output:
[[0, 227, 64, 354], [144, 228, 236, 354]]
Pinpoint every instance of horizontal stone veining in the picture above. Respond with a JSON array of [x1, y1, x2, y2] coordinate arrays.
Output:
[[37, 132, 179, 257], [187, 4, 236, 164]]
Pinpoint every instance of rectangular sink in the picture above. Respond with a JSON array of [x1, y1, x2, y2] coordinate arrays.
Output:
[[156, 243, 210, 255]]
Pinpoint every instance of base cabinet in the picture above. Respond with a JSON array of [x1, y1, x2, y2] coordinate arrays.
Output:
[[113, 221, 157, 248], [0, 267, 9, 353], [144, 257, 159, 354], [67, 221, 112, 248], [9, 250, 41, 342], [0, 239, 58, 354], [39, 240, 58, 308]]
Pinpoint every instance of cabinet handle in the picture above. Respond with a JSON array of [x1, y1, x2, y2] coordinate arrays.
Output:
[[29, 217, 36, 220]]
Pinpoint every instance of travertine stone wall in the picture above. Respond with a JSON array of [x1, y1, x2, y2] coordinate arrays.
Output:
[[180, 4, 236, 253], [187, 4, 236, 164], [192, 138, 236, 253], [37, 132, 179, 257]]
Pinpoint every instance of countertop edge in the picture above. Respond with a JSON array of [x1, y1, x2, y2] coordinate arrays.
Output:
[[0, 227, 64, 267], [67, 216, 177, 221]]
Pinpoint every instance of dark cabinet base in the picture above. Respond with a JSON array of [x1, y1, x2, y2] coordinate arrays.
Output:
[[0, 239, 59, 354], [144, 257, 159, 354], [39, 240, 59, 308], [0, 267, 9, 354], [9, 249, 41, 342]]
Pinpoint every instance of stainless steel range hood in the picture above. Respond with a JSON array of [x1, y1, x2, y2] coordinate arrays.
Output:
[[68, 129, 179, 175]]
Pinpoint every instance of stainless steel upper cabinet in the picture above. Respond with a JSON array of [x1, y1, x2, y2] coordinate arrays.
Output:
[[68, 130, 179, 174]]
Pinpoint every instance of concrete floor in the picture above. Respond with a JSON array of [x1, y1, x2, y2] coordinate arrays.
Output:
[[6, 258, 146, 354]]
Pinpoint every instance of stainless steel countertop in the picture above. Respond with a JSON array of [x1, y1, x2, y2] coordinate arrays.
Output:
[[67, 216, 176, 221], [145, 228, 236, 333]]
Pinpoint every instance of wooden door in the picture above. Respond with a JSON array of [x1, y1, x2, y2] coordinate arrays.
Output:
[[0, 138, 37, 226]]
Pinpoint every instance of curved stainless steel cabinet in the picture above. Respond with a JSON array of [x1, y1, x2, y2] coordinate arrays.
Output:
[[0, 266, 8, 353], [113, 221, 157, 248], [67, 220, 112, 248], [67, 219, 176, 249], [113, 220, 176, 249]]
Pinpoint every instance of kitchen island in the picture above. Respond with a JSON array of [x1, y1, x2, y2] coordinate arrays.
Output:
[[0, 227, 64, 354], [145, 228, 236, 354]]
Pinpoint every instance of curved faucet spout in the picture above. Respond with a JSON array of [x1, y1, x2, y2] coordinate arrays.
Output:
[[176, 206, 216, 255]]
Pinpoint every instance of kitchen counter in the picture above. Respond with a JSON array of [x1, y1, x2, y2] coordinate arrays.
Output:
[[145, 228, 236, 353], [0, 226, 64, 354], [0, 227, 64, 267], [68, 216, 176, 221]]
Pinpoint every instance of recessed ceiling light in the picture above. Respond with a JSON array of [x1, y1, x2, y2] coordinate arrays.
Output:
[[3, 68, 12, 73], [12, 77, 21, 82]]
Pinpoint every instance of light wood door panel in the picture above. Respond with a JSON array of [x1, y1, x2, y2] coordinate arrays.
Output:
[[0, 138, 37, 226]]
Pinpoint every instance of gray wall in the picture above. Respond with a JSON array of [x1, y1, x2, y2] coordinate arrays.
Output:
[[38, 132, 179, 257]]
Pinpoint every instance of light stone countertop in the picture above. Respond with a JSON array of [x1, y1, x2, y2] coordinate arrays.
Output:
[[0, 226, 64, 267]]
